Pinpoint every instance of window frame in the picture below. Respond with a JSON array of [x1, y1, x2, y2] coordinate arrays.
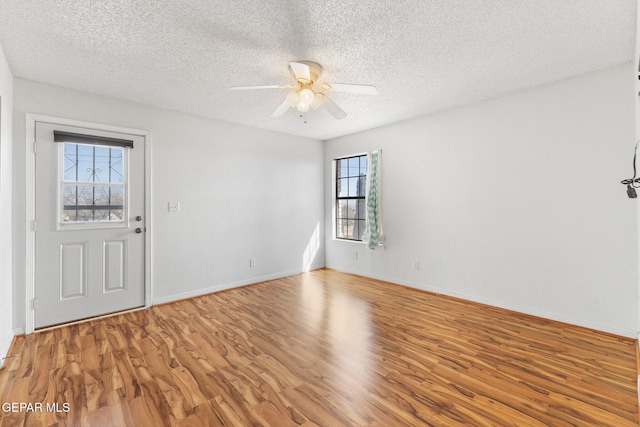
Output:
[[335, 154, 367, 242]]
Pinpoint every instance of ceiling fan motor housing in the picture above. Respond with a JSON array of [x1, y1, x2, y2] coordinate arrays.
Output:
[[290, 60, 323, 84]]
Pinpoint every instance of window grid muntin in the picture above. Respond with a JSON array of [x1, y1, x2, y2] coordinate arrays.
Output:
[[336, 154, 367, 241]]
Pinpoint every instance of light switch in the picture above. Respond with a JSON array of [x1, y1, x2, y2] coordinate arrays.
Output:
[[168, 202, 181, 212]]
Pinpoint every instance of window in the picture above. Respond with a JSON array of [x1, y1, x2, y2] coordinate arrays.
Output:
[[336, 154, 367, 241], [55, 130, 133, 228], [62, 143, 126, 223]]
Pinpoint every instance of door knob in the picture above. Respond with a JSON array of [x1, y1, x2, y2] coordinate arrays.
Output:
[[136, 216, 142, 221], [135, 228, 143, 234]]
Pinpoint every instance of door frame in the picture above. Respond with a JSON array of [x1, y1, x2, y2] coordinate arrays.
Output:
[[25, 113, 152, 334]]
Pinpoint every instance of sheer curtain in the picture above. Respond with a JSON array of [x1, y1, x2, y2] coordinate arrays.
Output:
[[363, 150, 384, 249]]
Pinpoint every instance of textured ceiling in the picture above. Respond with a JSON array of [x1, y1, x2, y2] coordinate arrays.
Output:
[[0, 0, 635, 140]]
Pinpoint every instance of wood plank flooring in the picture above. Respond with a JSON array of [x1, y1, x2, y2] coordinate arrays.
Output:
[[1, 269, 637, 426]]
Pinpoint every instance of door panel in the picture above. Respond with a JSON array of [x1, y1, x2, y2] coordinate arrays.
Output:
[[34, 122, 145, 328], [103, 240, 127, 292], [59, 242, 87, 300]]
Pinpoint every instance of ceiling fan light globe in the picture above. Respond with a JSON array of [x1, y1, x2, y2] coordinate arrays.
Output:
[[286, 91, 299, 107], [296, 102, 310, 112], [311, 92, 325, 110], [299, 88, 314, 105]]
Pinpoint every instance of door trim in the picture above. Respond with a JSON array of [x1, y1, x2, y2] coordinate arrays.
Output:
[[25, 114, 152, 334]]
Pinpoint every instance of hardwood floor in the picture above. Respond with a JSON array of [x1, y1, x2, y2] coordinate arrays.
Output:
[[1, 269, 637, 426]]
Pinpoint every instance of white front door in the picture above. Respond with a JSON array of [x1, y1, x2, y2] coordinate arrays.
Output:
[[34, 121, 146, 328]]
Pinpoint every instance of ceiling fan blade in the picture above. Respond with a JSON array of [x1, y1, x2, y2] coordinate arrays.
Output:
[[322, 96, 347, 120], [289, 61, 311, 82], [323, 83, 378, 95], [231, 84, 287, 90], [270, 100, 291, 118]]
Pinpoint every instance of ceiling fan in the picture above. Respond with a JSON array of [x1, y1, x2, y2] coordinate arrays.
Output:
[[231, 61, 377, 121]]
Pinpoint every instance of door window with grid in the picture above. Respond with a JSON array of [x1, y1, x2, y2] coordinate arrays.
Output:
[[336, 154, 367, 241], [56, 131, 132, 229]]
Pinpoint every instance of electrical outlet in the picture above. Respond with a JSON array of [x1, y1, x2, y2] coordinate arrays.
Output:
[[249, 258, 255, 267], [413, 261, 420, 271], [168, 202, 181, 212], [354, 251, 358, 260]]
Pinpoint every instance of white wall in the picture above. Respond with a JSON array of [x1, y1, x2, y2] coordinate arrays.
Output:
[[325, 64, 638, 337], [0, 44, 14, 363], [13, 78, 324, 330]]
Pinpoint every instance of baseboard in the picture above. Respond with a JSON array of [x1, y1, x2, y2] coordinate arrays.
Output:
[[326, 265, 636, 339], [152, 267, 321, 305], [0, 329, 14, 369]]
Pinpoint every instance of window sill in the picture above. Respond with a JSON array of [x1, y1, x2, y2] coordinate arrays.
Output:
[[332, 238, 366, 245], [332, 238, 386, 250]]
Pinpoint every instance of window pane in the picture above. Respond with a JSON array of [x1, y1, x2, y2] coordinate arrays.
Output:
[[348, 177, 359, 197], [95, 186, 122, 206], [94, 146, 125, 183], [340, 159, 349, 179], [77, 144, 94, 182], [94, 186, 111, 205], [338, 178, 348, 198], [360, 156, 367, 176], [63, 144, 77, 181], [87, 208, 123, 222], [62, 185, 124, 223], [77, 209, 94, 222], [337, 218, 361, 240], [76, 185, 94, 206], [108, 209, 124, 221], [347, 199, 356, 219], [336, 219, 347, 239], [357, 176, 366, 197], [93, 145, 110, 183], [337, 200, 348, 219], [345, 220, 355, 239], [63, 185, 77, 206], [359, 220, 366, 240], [357, 199, 366, 220], [64, 143, 125, 184], [109, 187, 124, 206], [108, 148, 124, 183], [93, 209, 111, 221], [348, 157, 359, 177], [63, 209, 77, 222]]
